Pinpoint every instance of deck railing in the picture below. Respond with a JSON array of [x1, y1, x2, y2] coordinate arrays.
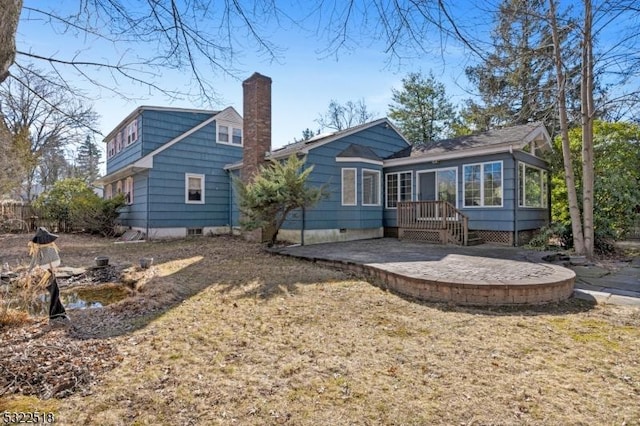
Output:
[[397, 200, 469, 245]]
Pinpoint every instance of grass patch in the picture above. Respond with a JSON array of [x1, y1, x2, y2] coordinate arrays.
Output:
[[1, 234, 639, 425]]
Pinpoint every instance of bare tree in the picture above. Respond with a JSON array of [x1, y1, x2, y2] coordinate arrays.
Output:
[[1, 1, 285, 103], [548, 0, 586, 255], [580, 0, 595, 258], [0, 64, 98, 200], [316, 99, 375, 131], [0, 0, 22, 84]]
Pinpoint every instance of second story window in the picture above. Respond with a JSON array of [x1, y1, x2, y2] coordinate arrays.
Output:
[[232, 128, 242, 145], [107, 140, 115, 158], [218, 125, 229, 143], [126, 119, 138, 145]]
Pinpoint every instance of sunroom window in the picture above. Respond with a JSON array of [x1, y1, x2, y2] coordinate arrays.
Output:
[[386, 171, 412, 208], [463, 161, 502, 207], [519, 163, 548, 208]]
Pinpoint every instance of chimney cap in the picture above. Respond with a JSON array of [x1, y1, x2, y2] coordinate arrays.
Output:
[[243, 72, 272, 85]]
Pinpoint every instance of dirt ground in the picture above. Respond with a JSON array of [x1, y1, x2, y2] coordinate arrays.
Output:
[[1, 233, 640, 425]]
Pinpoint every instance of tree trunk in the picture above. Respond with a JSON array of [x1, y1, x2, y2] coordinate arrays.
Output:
[[0, 0, 22, 83], [548, 0, 586, 255], [581, 0, 595, 258]]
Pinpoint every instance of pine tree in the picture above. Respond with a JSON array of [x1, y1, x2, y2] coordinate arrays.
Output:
[[75, 134, 101, 184], [463, 0, 575, 132], [388, 71, 456, 145]]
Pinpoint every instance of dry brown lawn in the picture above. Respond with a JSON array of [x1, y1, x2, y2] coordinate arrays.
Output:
[[1, 233, 640, 425]]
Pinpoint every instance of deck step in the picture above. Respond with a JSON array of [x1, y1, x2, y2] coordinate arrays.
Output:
[[466, 231, 484, 246]]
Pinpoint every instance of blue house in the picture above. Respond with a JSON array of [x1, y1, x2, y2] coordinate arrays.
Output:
[[236, 120, 551, 246], [96, 106, 243, 238], [99, 73, 552, 246]]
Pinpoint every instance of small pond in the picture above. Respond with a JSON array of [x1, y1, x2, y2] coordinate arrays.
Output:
[[5, 284, 130, 316]]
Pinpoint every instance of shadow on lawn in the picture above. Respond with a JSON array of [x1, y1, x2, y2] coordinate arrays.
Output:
[[384, 288, 597, 317], [63, 240, 348, 340]]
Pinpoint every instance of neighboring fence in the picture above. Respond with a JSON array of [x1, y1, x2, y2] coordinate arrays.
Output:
[[630, 214, 640, 240], [0, 200, 57, 233]]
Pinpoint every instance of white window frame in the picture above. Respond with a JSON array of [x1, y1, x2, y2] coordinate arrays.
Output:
[[107, 140, 115, 159], [519, 163, 548, 208], [463, 161, 503, 208], [126, 119, 138, 146], [416, 167, 458, 207], [341, 168, 357, 206], [115, 132, 123, 153], [385, 171, 413, 209], [124, 177, 134, 205], [217, 124, 230, 144], [232, 127, 243, 145], [361, 169, 381, 206], [185, 173, 205, 204]]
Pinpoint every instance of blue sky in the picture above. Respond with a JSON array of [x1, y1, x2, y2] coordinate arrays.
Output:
[[15, 1, 482, 159]]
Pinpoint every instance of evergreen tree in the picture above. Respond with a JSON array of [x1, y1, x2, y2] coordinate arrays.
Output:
[[234, 155, 325, 247], [463, 0, 575, 132], [75, 134, 101, 184], [388, 71, 456, 145]]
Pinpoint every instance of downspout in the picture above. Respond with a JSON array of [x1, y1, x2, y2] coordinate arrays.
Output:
[[226, 169, 233, 235], [145, 172, 150, 240], [547, 170, 552, 224], [510, 145, 519, 247], [301, 206, 306, 246]]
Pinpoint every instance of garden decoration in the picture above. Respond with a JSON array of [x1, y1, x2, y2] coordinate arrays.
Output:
[[28, 227, 68, 322]]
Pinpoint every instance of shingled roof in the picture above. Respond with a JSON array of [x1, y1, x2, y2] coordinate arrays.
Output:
[[386, 122, 551, 162], [270, 118, 407, 159]]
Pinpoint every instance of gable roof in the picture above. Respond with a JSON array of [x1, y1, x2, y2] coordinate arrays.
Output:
[[224, 117, 410, 170], [386, 122, 551, 166], [102, 105, 221, 142], [270, 118, 410, 159], [336, 144, 382, 161], [96, 106, 241, 185]]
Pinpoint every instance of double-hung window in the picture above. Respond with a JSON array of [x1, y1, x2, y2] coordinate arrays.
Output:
[[341, 168, 357, 206], [126, 120, 138, 145], [232, 128, 242, 145], [124, 177, 134, 205], [463, 161, 503, 207], [362, 169, 381, 206], [386, 171, 412, 208], [218, 125, 229, 143], [186, 173, 205, 204]]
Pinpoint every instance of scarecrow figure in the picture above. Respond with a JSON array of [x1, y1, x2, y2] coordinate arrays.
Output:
[[28, 227, 68, 322]]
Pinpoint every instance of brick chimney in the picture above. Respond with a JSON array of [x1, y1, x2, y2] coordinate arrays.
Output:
[[242, 72, 272, 181]]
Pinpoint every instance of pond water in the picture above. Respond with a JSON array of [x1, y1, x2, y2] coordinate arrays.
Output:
[[6, 284, 130, 316]]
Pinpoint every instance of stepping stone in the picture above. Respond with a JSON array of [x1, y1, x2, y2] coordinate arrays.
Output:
[[55, 266, 87, 278]]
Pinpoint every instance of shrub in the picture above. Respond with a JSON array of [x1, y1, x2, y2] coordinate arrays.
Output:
[[33, 178, 125, 236], [526, 222, 572, 251]]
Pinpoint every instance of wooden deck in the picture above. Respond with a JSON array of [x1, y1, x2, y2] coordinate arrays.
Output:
[[397, 201, 470, 245]]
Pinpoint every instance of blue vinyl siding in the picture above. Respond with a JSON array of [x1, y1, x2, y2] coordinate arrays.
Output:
[[140, 110, 213, 155], [146, 121, 241, 228], [282, 123, 408, 231], [106, 115, 143, 174], [117, 173, 149, 229], [383, 152, 549, 232], [109, 109, 242, 231], [106, 111, 213, 174]]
